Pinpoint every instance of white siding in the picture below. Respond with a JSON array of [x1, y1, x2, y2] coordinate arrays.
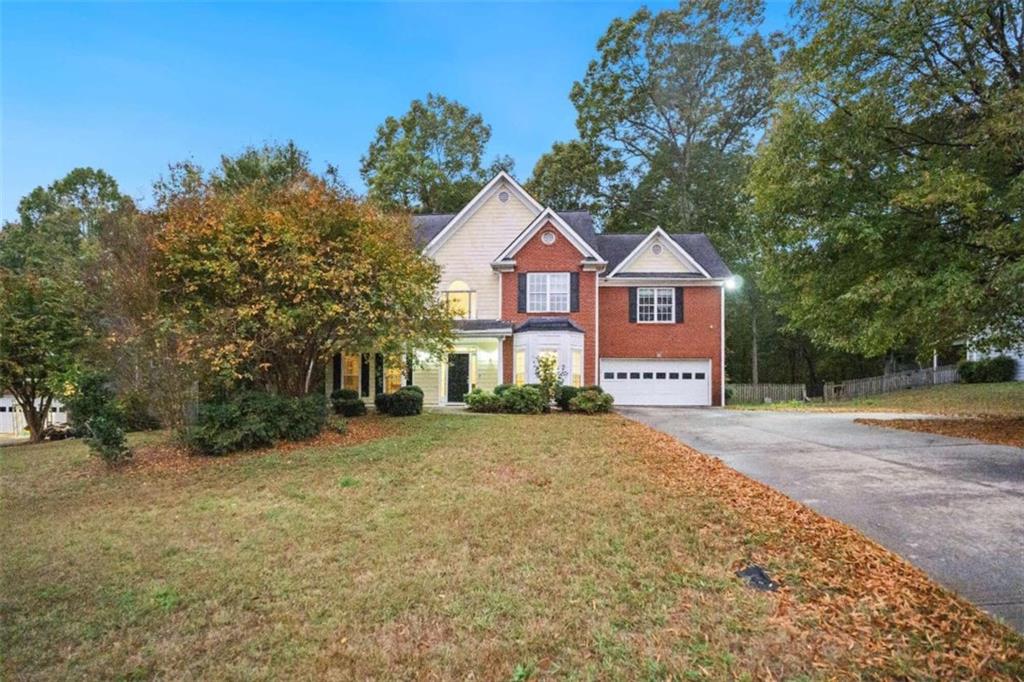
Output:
[[622, 237, 698, 274], [432, 182, 539, 319]]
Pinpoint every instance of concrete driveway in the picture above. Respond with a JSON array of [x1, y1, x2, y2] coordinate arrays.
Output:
[[620, 407, 1024, 631]]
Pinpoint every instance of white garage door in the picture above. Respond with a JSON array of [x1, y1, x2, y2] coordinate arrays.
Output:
[[600, 359, 711, 406]]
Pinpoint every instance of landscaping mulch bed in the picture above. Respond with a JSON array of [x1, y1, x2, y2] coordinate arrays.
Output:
[[121, 415, 398, 475], [855, 416, 1024, 448], [617, 416, 1024, 680]]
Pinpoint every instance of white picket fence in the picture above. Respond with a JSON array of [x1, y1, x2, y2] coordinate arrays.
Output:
[[823, 365, 959, 401], [727, 383, 807, 404]]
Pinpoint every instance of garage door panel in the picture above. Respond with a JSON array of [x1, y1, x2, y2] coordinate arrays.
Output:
[[600, 359, 710, 406]]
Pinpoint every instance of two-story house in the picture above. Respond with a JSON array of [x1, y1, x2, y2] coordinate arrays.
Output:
[[327, 172, 732, 407]]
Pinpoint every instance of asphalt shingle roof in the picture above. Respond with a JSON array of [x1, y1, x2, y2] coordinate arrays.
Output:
[[412, 211, 731, 279]]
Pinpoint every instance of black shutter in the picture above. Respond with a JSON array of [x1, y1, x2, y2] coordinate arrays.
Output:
[[374, 353, 385, 395], [517, 274, 527, 313], [360, 353, 370, 397], [406, 353, 414, 387], [570, 272, 580, 312], [332, 353, 341, 393], [675, 287, 684, 323], [628, 287, 637, 323]]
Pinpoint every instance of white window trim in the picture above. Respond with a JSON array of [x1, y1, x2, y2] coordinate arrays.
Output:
[[637, 287, 675, 324], [526, 272, 570, 313]]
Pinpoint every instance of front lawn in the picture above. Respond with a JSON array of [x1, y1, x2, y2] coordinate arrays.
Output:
[[732, 382, 1024, 417], [2, 413, 1021, 679]]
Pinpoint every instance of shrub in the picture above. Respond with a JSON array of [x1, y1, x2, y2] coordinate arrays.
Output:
[[403, 385, 424, 397], [331, 388, 367, 417], [959, 356, 1017, 383], [388, 387, 424, 416], [119, 392, 161, 431], [327, 415, 348, 435], [569, 389, 614, 414], [580, 384, 604, 394], [555, 385, 579, 411], [533, 354, 564, 411], [493, 383, 514, 396], [277, 393, 327, 440], [184, 390, 327, 456], [500, 385, 547, 414], [86, 414, 131, 465], [465, 388, 503, 413], [374, 392, 394, 414]]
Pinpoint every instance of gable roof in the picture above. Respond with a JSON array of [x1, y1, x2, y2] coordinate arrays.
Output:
[[420, 171, 543, 256], [595, 232, 731, 279], [493, 208, 605, 263], [413, 209, 598, 250]]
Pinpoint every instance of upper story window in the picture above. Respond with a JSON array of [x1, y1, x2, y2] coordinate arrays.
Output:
[[638, 287, 674, 323], [444, 280, 474, 319], [527, 273, 570, 313]]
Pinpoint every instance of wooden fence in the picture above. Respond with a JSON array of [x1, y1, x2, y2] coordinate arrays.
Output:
[[727, 383, 807, 404], [823, 365, 959, 401]]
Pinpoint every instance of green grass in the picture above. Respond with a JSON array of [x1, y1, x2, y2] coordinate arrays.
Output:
[[731, 382, 1024, 417], [2, 413, 1020, 679]]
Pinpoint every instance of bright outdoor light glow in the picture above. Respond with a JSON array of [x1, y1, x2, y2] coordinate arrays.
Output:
[[725, 276, 741, 290]]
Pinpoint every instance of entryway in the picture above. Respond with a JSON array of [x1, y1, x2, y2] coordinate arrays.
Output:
[[446, 353, 470, 403]]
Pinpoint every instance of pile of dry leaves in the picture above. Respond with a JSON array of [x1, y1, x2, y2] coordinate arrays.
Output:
[[616, 417, 1024, 679], [857, 417, 1024, 448]]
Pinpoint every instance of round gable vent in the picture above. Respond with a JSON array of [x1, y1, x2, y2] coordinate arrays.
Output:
[[652, 243, 663, 255], [498, 190, 510, 203], [541, 231, 556, 245]]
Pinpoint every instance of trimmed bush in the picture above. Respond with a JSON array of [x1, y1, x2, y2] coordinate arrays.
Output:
[[331, 388, 367, 417], [500, 385, 547, 414], [184, 390, 327, 456], [465, 388, 503, 413], [374, 391, 394, 414], [580, 385, 604, 394], [86, 414, 131, 465], [555, 385, 579, 411], [959, 356, 1017, 383], [493, 384, 514, 396], [403, 385, 424, 397], [388, 387, 423, 416], [569, 389, 614, 414]]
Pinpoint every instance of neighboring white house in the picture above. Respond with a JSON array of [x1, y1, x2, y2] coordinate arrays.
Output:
[[0, 394, 68, 436], [966, 346, 1024, 381]]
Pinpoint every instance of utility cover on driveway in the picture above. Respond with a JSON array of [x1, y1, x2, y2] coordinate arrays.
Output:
[[620, 407, 1024, 632]]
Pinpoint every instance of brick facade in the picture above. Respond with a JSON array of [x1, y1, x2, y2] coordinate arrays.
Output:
[[499, 221, 599, 384], [598, 285, 724, 406]]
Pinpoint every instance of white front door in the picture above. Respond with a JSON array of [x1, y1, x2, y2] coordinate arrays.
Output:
[[600, 359, 711, 406]]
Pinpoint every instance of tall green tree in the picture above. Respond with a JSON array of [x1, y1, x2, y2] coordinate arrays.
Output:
[[570, 0, 777, 241], [0, 169, 126, 440], [361, 94, 508, 213], [751, 0, 1024, 356], [526, 140, 624, 213]]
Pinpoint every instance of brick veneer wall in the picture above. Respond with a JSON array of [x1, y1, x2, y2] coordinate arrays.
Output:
[[499, 221, 599, 384], [598, 285, 724, 406]]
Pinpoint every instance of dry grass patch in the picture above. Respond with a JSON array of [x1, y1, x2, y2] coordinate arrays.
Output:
[[856, 416, 1024, 448], [732, 382, 1024, 417], [2, 413, 1021, 680]]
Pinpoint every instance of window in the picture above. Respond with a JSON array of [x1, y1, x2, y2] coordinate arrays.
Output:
[[682, 372, 692, 379], [669, 372, 679, 379], [384, 364, 404, 393], [343, 354, 361, 392], [527, 273, 570, 313], [637, 287, 674, 323], [655, 372, 666, 379], [571, 349, 582, 387], [616, 372, 627, 379], [695, 372, 706, 380], [629, 372, 640, 379], [445, 280, 473, 319], [515, 350, 526, 385], [604, 372, 614, 380], [643, 372, 654, 379]]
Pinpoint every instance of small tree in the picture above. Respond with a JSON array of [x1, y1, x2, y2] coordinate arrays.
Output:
[[533, 354, 565, 412]]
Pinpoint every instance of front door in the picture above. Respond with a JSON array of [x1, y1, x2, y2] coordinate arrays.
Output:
[[446, 353, 471, 403]]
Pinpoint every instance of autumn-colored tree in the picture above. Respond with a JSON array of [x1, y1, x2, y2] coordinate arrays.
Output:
[[154, 146, 453, 396]]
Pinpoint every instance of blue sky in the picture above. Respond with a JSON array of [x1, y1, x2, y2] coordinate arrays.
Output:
[[1, 2, 794, 222]]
